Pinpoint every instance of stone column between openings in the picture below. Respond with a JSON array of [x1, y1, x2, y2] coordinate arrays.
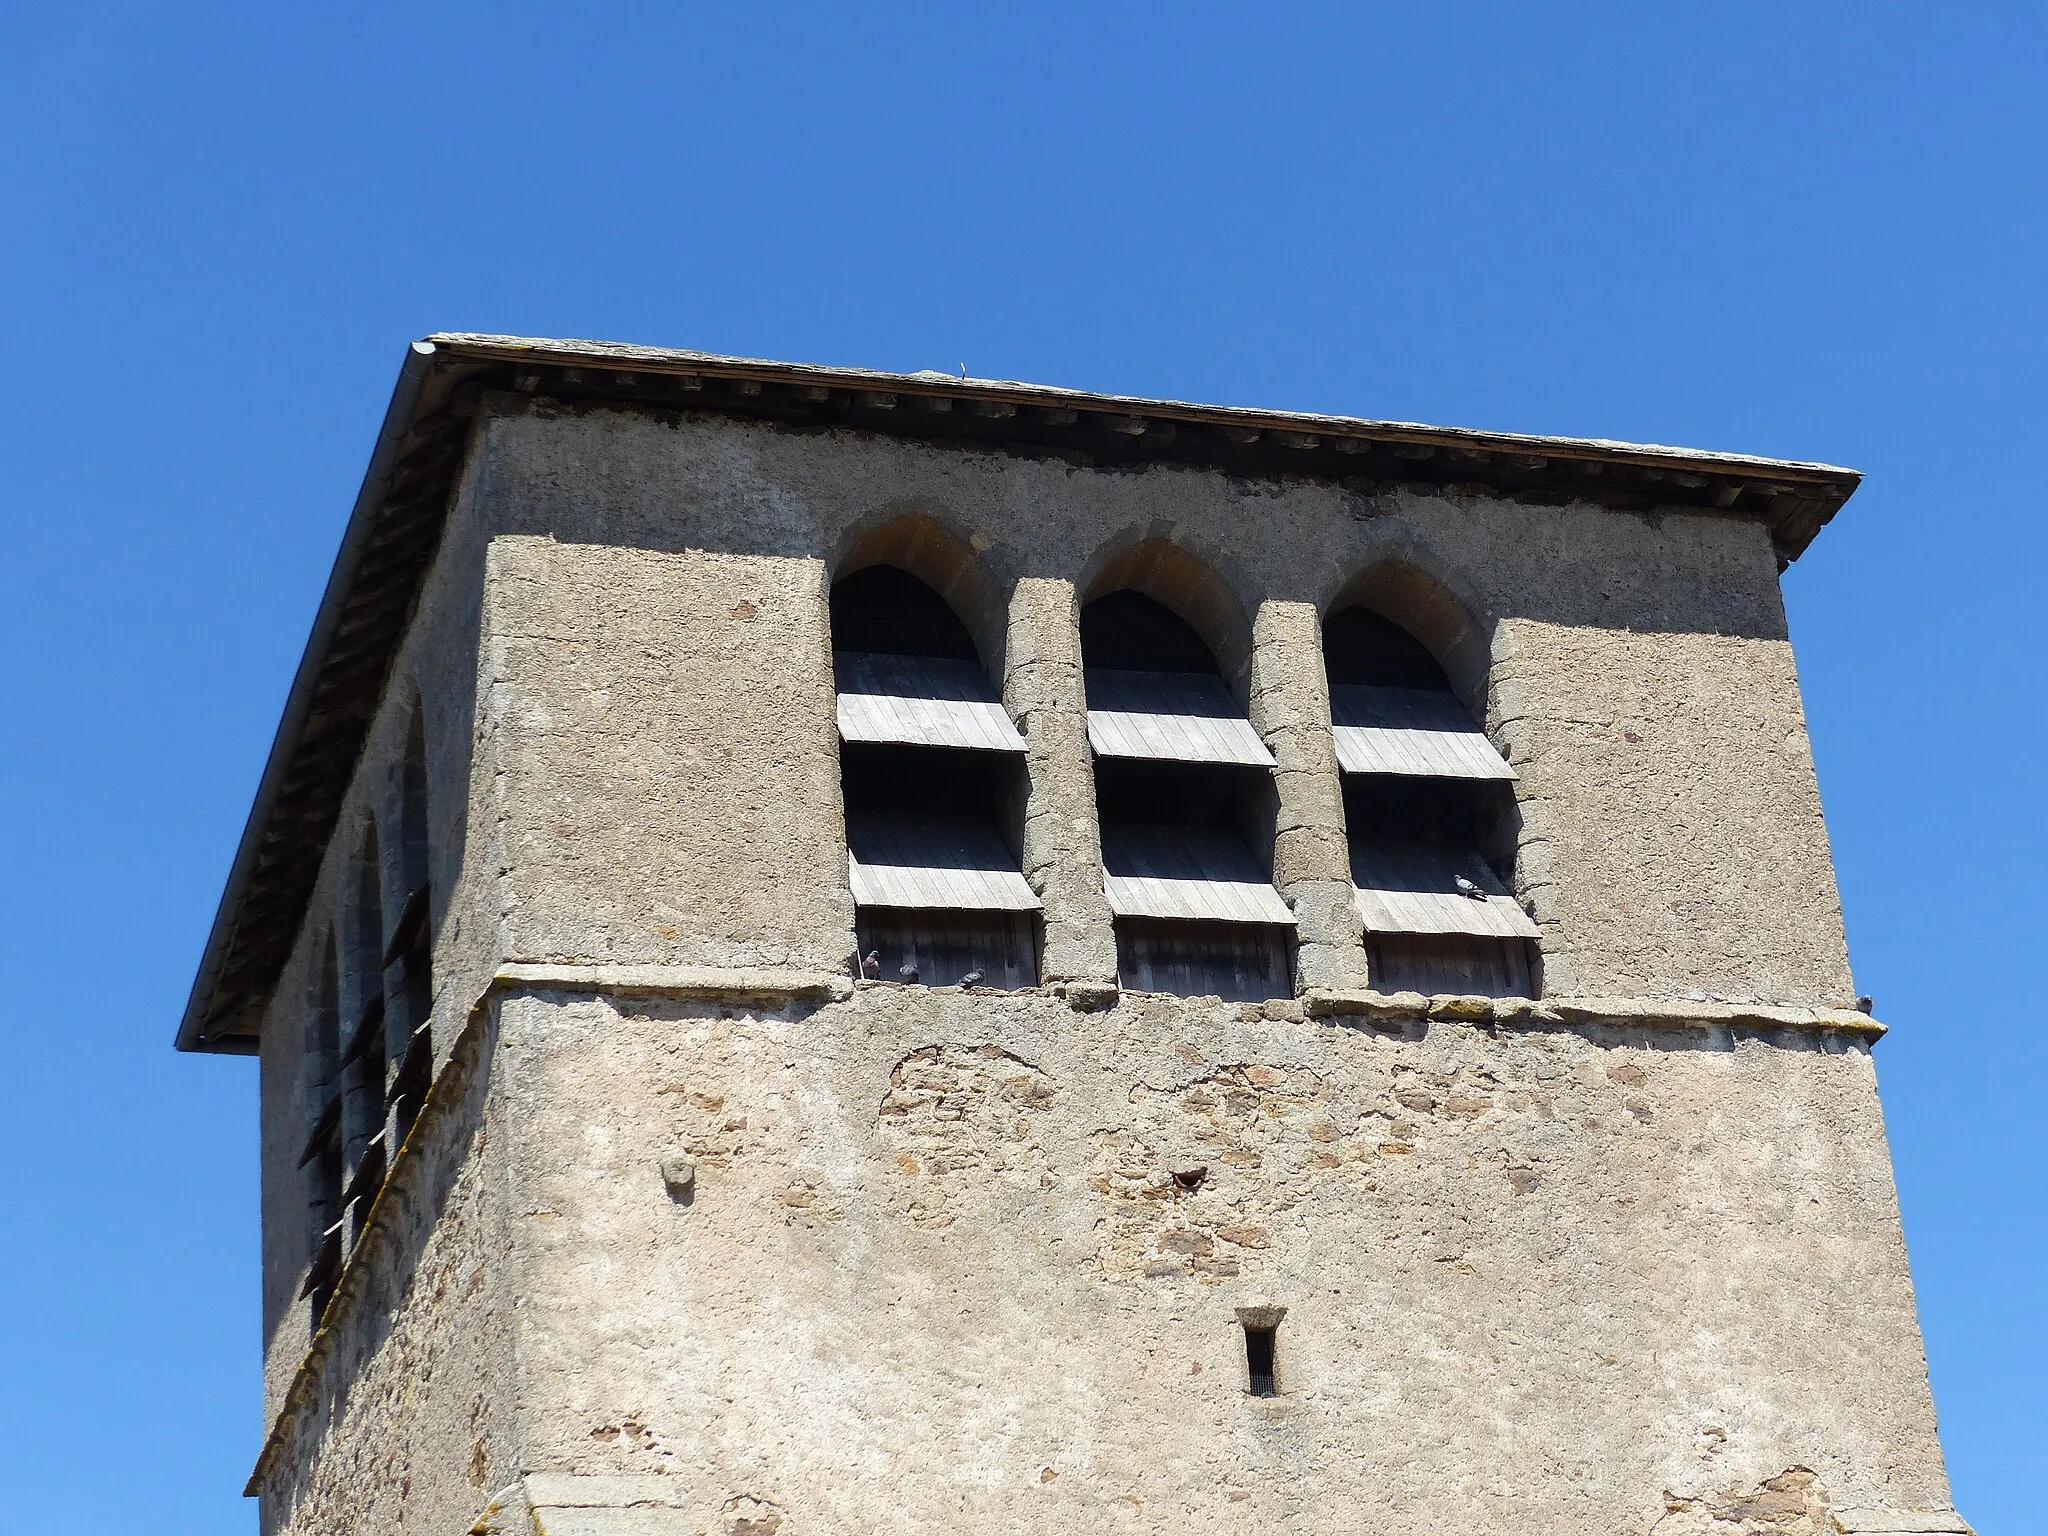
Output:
[[1485, 621, 1562, 986], [1249, 598, 1368, 991], [1003, 576, 1118, 984]]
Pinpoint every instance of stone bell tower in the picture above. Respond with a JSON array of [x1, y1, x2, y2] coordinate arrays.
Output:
[[179, 334, 1970, 1536]]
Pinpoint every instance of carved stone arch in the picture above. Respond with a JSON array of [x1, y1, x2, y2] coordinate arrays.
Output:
[[1078, 524, 1258, 692], [832, 507, 1008, 680], [1323, 552, 1494, 715]]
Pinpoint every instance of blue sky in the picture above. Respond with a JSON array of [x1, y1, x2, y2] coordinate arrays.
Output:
[[1, 5, 2040, 1530]]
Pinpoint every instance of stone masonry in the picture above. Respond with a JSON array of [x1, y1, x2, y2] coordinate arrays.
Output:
[[177, 336, 1971, 1536]]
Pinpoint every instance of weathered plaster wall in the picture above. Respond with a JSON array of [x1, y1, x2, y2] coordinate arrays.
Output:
[[244, 397, 1918, 1533], [496, 985, 1948, 1535], [467, 400, 1853, 1006], [256, 1012, 518, 1536], [480, 534, 851, 973], [1493, 622, 1847, 1000]]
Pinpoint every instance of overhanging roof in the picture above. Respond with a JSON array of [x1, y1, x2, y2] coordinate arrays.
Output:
[[176, 332, 1862, 1053]]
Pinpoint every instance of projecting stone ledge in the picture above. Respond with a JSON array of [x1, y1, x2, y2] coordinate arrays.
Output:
[[493, 962, 854, 1004], [1830, 1510, 1975, 1535], [469, 1477, 1972, 1535], [473, 1475, 774, 1536], [1303, 988, 1886, 1037]]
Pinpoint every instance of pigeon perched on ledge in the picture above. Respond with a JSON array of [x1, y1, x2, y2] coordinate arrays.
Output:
[[859, 950, 881, 979], [899, 962, 920, 983], [960, 969, 985, 988], [1453, 875, 1489, 901]]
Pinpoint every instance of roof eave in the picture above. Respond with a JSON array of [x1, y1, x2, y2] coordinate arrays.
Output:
[[175, 341, 441, 1053]]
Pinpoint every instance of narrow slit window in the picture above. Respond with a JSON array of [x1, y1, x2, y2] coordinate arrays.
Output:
[[1243, 1322, 1278, 1397]]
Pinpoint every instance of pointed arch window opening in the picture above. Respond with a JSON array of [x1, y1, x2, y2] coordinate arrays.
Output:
[[339, 827, 387, 1229], [298, 939, 346, 1328], [387, 704, 435, 1146], [307, 701, 441, 1312], [1325, 607, 1537, 998], [832, 566, 1040, 990], [1082, 591, 1293, 1003]]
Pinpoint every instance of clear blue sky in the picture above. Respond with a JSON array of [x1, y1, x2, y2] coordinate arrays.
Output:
[[1, 5, 2039, 1530]]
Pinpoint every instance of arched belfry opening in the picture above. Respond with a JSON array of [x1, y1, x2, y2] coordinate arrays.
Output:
[[831, 564, 1039, 988], [385, 702, 435, 1144], [1081, 589, 1293, 1002], [299, 939, 345, 1327], [297, 708, 439, 1325], [830, 566, 980, 661], [336, 824, 387, 1238], [1324, 603, 1537, 997]]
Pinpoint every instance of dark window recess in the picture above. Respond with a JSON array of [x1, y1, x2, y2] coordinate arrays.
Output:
[[340, 991, 386, 1179], [1243, 1323, 1278, 1397], [339, 994, 384, 1070], [1096, 756, 1291, 1003], [1116, 918, 1292, 1003], [1323, 607, 1455, 691], [1095, 755, 1265, 833], [1342, 774, 1506, 856], [842, 740, 1014, 820], [391, 707, 435, 1141], [344, 832, 387, 1173], [386, 1023, 433, 1143], [856, 907, 1039, 990], [833, 567, 1041, 987], [840, 741, 1034, 984], [1081, 593, 1292, 1004], [1080, 590, 1217, 673], [1341, 757, 1533, 1000], [343, 1134, 387, 1243], [1327, 651, 1540, 991], [300, 1219, 343, 1323], [305, 944, 345, 1329], [382, 886, 429, 967], [831, 565, 978, 659], [1365, 933, 1535, 997], [395, 959, 431, 1144], [384, 885, 434, 1148]]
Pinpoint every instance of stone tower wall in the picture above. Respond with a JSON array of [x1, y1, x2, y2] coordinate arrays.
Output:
[[243, 399, 1953, 1535]]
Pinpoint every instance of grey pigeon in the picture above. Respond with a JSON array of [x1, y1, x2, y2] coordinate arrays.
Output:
[[860, 950, 881, 979], [899, 961, 920, 983], [1453, 875, 1488, 901], [960, 969, 985, 988]]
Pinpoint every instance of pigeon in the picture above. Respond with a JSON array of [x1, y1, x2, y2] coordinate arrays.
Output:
[[899, 961, 920, 983], [959, 969, 985, 988], [1453, 874, 1489, 901], [859, 950, 881, 979], [1855, 995, 1874, 1015]]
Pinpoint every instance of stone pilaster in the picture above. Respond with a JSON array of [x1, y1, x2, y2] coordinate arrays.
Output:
[[1248, 599, 1367, 991], [1003, 577, 1119, 985]]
